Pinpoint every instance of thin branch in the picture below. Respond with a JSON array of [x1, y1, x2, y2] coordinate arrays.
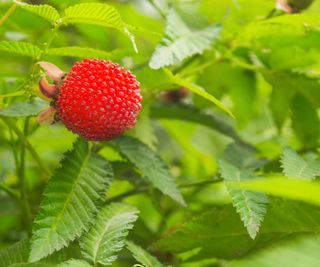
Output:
[[0, 183, 19, 199], [147, 0, 166, 19], [1, 117, 50, 176], [0, 3, 17, 27]]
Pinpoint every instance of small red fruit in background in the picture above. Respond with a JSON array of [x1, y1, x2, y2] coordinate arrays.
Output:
[[38, 59, 142, 141]]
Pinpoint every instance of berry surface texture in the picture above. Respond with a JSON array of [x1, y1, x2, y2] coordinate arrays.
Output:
[[57, 59, 142, 141]]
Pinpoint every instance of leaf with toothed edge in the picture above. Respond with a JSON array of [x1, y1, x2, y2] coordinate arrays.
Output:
[[114, 136, 186, 206], [29, 139, 113, 262], [80, 203, 139, 266]]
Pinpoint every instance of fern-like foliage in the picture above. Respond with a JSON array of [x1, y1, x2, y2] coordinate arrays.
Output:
[[219, 160, 268, 239], [0, 239, 29, 267], [149, 8, 221, 69], [0, 41, 42, 59], [57, 259, 92, 267], [126, 240, 163, 267], [114, 136, 186, 206], [61, 3, 137, 52], [29, 140, 113, 262], [14, 1, 60, 25], [80, 203, 139, 266], [281, 147, 320, 180], [47, 47, 112, 59]]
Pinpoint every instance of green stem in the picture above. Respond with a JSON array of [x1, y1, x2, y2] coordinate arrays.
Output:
[[0, 3, 17, 27], [0, 91, 25, 98], [18, 118, 32, 234], [105, 178, 223, 203], [147, 0, 166, 19], [1, 117, 50, 176], [0, 183, 19, 199]]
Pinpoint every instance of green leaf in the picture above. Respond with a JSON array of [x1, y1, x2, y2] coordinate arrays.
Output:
[[173, 75, 233, 117], [61, 3, 137, 52], [0, 41, 42, 59], [0, 99, 48, 117], [281, 147, 320, 180], [220, 160, 268, 239], [80, 203, 139, 266], [29, 140, 113, 262], [14, 1, 60, 24], [149, 9, 221, 69], [0, 239, 29, 267], [228, 235, 320, 267], [126, 240, 163, 267], [114, 136, 186, 206], [229, 177, 320, 206], [156, 200, 320, 260], [291, 94, 320, 148], [47, 47, 112, 59], [57, 259, 92, 267], [150, 104, 241, 141]]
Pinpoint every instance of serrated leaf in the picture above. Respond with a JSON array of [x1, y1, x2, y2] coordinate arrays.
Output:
[[47, 47, 112, 59], [156, 200, 320, 260], [126, 240, 163, 267], [57, 259, 92, 267], [150, 104, 241, 141], [80, 203, 139, 266], [29, 140, 113, 262], [229, 176, 320, 206], [220, 160, 268, 239], [0, 239, 29, 267], [114, 136, 186, 206], [229, 235, 320, 267], [14, 1, 60, 24], [0, 99, 48, 117], [61, 3, 137, 52], [0, 41, 42, 59], [282, 147, 320, 180], [149, 9, 221, 69]]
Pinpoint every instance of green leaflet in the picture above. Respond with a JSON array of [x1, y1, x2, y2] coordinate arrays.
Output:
[[126, 240, 163, 267], [61, 3, 137, 52], [149, 9, 221, 69], [228, 235, 320, 267], [0, 99, 48, 117], [155, 200, 320, 260], [114, 136, 186, 206], [150, 104, 241, 141], [14, 1, 60, 24], [0, 239, 29, 267], [80, 203, 139, 266], [46, 47, 112, 59], [281, 147, 320, 180], [57, 259, 92, 267], [29, 140, 113, 262], [0, 41, 42, 59], [219, 159, 268, 239], [229, 177, 320, 206]]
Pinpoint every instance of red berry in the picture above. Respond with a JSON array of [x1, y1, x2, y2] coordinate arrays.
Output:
[[55, 59, 141, 141]]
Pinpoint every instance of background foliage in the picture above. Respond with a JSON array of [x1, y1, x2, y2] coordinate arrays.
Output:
[[1, 0, 320, 266]]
